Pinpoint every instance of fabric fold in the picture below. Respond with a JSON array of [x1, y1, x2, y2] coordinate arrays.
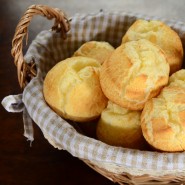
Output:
[[1, 94, 34, 144]]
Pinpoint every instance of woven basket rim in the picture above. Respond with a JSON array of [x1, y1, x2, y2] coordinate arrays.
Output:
[[23, 9, 185, 162], [8, 4, 185, 184]]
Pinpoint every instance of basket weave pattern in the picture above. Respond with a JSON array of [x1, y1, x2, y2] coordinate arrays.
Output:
[[9, 4, 185, 185], [11, 4, 70, 88]]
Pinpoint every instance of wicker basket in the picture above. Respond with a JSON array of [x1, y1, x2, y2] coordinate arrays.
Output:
[[9, 4, 185, 185]]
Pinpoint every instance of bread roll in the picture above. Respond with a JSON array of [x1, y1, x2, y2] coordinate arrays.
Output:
[[96, 101, 145, 149], [73, 41, 114, 64], [100, 39, 170, 110], [122, 19, 183, 74], [43, 56, 107, 122], [169, 69, 185, 88], [141, 70, 185, 152]]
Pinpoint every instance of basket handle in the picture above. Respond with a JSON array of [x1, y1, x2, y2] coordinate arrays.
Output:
[[11, 4, 70, 89]]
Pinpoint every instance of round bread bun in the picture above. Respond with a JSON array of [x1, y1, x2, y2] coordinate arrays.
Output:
[[141, 70, 185, 152], [96, 101, 145, 149], [169, 69, 185, 88], [73, 41, 114, 64], [43, 56, 108, 122], [100, 39, 170, 110], [122, 19, 183, 74]]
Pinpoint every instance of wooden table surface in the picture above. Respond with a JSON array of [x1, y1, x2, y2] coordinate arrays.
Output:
[[0, 2, 115, 185]]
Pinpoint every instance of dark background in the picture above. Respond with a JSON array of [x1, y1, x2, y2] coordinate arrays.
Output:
[[0, 1, 114, 185]]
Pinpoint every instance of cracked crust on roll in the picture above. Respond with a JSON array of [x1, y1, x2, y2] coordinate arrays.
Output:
[[43, 56, 108, 122], [141, 70, 185, 152], [73, 41, 114, 64], [122, 19, 183, 74], [100, 39, 170, 110]]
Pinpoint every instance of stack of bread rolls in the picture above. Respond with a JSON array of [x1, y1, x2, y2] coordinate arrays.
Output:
[[43, 19, 184, 152]]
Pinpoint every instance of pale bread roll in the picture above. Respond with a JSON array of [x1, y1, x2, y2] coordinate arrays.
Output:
[[169, 69, 185, 88], [73, 41, 114, 64], [122, 19, 183, 74], [141, 70, 185, 152], [96, 101, 145, 149], [100, 39, 170, 110], [43, 56, 107, 122]]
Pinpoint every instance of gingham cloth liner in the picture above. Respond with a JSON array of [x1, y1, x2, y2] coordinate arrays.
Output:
[[2, 94, 34, 143], [2, 11, 185, 176]]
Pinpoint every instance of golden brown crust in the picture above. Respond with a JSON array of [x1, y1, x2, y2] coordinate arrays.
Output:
[[43, 56, 108, 122], [100, 39, 169, 110], [96, 101, 146, 149], [141, 70, 185, 152], [73, 41, 114, 64], [122, 19, 183, 74], [169, 69, 185, 88]]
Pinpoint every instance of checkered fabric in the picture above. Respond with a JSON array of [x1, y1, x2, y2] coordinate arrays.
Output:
[[2, 11, 185, 176]]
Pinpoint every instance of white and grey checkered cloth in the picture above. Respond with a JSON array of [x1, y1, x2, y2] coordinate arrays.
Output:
[[2, 11, 185, 176]]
